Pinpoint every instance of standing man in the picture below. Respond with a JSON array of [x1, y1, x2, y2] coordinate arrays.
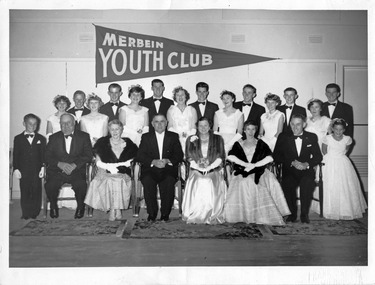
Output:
[[136, 114, 184, 222], [100, 83, 126, 122], [233, 84, 265, 136], [273, 114, 322, 224], [140, 79, 174, 130], [45, 113, 93, 219], [321, 83, 354, 137], [277, 87, 307, 133], [67, 90, 90, 123], [189, 82, 219, 123]]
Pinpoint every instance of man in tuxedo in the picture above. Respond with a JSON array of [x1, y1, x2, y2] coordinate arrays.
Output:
[[321, 83, 354, 137], [67, 90, 90, 122], [136, 114, 184, 222], [140, 79, 174, 131], [99, 83, 126, 122], [233, 84, 265, 136], [273, 114, 322, 223], [277, 87, 307, 133], [45, 113, 93, 219], [189, 82, 219, 123]]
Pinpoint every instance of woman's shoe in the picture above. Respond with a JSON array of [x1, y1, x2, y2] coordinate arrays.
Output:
[[87, 207, 93, 217], [109, 209, 116, 221], [115, 209, 122, 220]]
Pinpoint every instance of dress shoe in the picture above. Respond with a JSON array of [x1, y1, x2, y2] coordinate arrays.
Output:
[[147, 215, 156, 222], [286, 215, 297, 223], [50, 208, 59, 219], [301, 215, 310, 224], [160, 215, 169, 222], [74, 208, 85, 219]]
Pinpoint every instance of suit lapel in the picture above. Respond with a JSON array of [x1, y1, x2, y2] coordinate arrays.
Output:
[[332, 101, 342, 118], [289, 134, 299, 158]]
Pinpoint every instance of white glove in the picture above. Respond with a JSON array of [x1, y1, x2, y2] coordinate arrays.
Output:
[[253, 156, 273, 167], [189, 160, 201, 171], [38, 167, 45, 178], [141, 126, 149, 134], [244, 163, 256, 172], [14, 169, 22, 179], [96, 160, 119, 174], [117, 159, 133, 168], [207, 158, 222, 170], [227, 155, 248, 167]]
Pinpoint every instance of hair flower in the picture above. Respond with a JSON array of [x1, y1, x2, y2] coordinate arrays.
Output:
[[190, 135, 199, 142]]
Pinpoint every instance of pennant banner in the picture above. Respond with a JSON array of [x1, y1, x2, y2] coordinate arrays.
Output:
[[95, 25, 276, 84]]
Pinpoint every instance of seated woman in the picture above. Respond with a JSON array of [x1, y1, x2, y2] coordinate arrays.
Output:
[[182, 117, 227, 224], [223, 120, 290, 225], [84, 119, 138, 221]]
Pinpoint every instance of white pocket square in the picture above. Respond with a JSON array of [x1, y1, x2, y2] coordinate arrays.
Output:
[[307, 144, 312, 147], [37, 140, 41, 144]]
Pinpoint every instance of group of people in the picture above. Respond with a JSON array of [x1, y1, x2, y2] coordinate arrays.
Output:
[[13, 79, 367, 225]]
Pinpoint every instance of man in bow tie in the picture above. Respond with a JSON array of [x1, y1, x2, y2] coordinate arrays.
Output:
[[45, 113, 92, 219], [140, 79, 174, 131], [67, 90, 90, 125], [321, 83, 354, 137], [277, 87, 307, 134], [99, 83, 126, 122], [273, 114, 322, 224], [189, 82, 219, 123], [13, 113, 46, 219], [233, 84, 265, 137]]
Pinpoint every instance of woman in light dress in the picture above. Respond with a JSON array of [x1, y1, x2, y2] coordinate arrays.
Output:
[[224, 121, 290, 225], [213, 90, 244, 153], [166, 86, 198, 153], [320, 119, 367, 220], [258, 93, 284, 152], [80, 94, 109, 146], [182, 117, 227, 224], [118, 85, 149, 146], [46, 95, 74, 139], [84, 119, 138, 221]]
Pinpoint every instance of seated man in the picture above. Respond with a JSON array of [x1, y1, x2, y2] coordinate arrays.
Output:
[[45, 113, 93, 219], [136, 114, 184, 222], [273, 114, 322, 224]]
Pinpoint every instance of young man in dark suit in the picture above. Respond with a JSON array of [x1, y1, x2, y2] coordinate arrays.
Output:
[[140, 79, 174, 131], [99, 83, 126, 122], [321, 83, 354, 137], [13, 113, 46, 219], [277, 87, 307, 133], [45, 113, 93, 219], [67, 90, 90, 122], [273, 114, 322, 224], [189, 82, 219, 123], [233, 84, 265, 136], [136, 114, 184, 222]]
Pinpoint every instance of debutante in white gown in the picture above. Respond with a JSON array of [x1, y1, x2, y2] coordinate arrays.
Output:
[[118, 105, 149, 146], [215, 108, 243, 153], [319, 135, 367, 220], [80, 113, 109, 146], [260, 110, 284, 151], [223, 140, 290, 225]]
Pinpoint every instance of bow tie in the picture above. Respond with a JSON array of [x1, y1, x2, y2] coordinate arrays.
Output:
[[294, 135, 303, 140], [328, 103, 336, 106], [286, 106, 293, 109], [153, 98, 161, 102], [110, 102, 119, 106], [242, 102, 252, 107], [64, 134, 73, 139], [25, 134, 34, 138], [75, 108, 84, 111], [198, 101, 206, 105]]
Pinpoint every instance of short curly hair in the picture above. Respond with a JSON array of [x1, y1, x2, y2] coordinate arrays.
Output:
[[172, 86, 190, 102], [264, 93, 281, 106], [220, 90, 236, 102], [86, 93, 104, 109], [53, 95, 71, 110], [307, 98, 323, 110], [128, 85, 145, 99]]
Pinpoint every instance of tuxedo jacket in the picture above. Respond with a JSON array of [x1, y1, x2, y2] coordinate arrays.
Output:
[[45, 130, 93, 177], [277, 104, 307, 133], [233, 101, 265, 125], [99, 101, 126, 122], [67, 106, 90, 117], [13, 132, 46, 175], [94, 136, 138, 176], [189, 100, 219, 123], [136, 130, 184, 180], [140, 96, 174, 126], [273, 130, 322, 179], [321, 100, 354, 137]]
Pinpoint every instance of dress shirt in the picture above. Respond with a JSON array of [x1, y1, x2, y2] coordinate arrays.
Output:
[[327, 101, 337, 118], [153, 97, 162, 113], [294, 134, 302, 156], [25, 132, 35, 144], [286, 104, 294, 125], [74, 108, 84, 120], [242, 103, 252, 121], [155, 131, 165, 160], [64, 133, 73, 154], [198, 101, 206, 117], [110, 101, 119, 115]]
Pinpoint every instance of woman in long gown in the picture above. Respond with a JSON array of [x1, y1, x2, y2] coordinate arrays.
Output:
[[321, 118, 367, 220], [84, 119, 138, 221], [80, 94, 109, 146], [305, 98, 331, 214], [118, 85, 149, 146], [182, 117, 227, 224], [167, 86, 198, 153], [258, 93, 284, 152], [224, 121, 290, 225], [213, 90, 244, 153], [46, 95, 75, 139]]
